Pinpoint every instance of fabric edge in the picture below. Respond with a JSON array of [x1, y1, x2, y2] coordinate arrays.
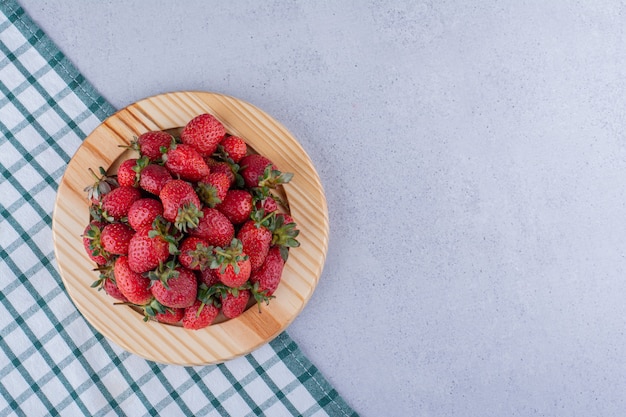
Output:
[[270, 332, 359, 417]]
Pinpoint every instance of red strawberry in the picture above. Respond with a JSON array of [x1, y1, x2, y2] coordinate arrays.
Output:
[[117, 158, 139, 187], [103, 278, 128, 302], [82, 221, 109, 265], [182, 300, 219, 330], [153, 308, 184, 324], [127, 198, 163, 231], [210, 240, 252, 288], [127, 222, 174, 274], [221, 289, 251, 319], [255, 196, 278, 213], [180, 113, 226, 157], [215, 257, 251, 288], [113, 255, 153, 305], [101, 185, 142, 221], [198, 268, 220, 287], [237, 219, 272, 271], [150, 266, 198, 309], [277, 213, 295, 225], [136, 131, 173, 162], [239, 154, 274, 188], [84, 167, 118, 205], [250, 246, 284, 298], [159, 179, 203, 232], [190, 207, 234, 248], [91, 259, 117, 295], [206, 159, 236, 185], [139, 163, 172, 195], [240, 154, 294, 190], [100, 222, 135, 255], [270, 212, 300, 261], [193, 239, 251, 287], [179, 236, 208, 270], [219, 135, 247, 163], [164, 143, 210, 182], [216, 189, 252, 224], [197, 172, 230, 207]]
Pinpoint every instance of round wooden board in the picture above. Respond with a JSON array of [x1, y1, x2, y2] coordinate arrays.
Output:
[[51, 91, 329, 366]]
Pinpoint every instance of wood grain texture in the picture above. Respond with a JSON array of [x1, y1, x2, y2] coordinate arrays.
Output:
[[51, 91, 329, 365]]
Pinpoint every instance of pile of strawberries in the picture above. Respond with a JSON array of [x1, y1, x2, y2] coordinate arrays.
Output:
[[81, 113, 299, 330]]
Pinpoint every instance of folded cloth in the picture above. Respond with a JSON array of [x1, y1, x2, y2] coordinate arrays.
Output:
[[0, 1, 357, 416]]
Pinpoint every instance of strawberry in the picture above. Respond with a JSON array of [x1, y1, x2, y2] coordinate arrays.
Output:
[[190, 207, 234, 248], [218, 135, 247, 163], [221, 289, 251, 319], [237, 218, 272, 271], [198, 267, 220, 287], [117, 158, 139, 187], [250, 246, 285, 299], [153, 307, 184, 324], [180, 113, 226, 157], [101, 185, 142, 221], [103, 278, 128, 302], [159, 179, 204, 232], [91, 257, 128, 302], [239, 154, 274, 188], [189, 238, 251, 287], [270, 212, 300, 261], [196, 172, 230, 207], [113, 255, 153, 305], [179, 236, 208, 270], [91, 258, 117, 293], [206, 159, 237, 185], [211, 239, 251, 287], [255, 196, 278, 213], [84, 167, 118, 205], [135, 131, 173, 162], [240, 154, 294, 190], [127, 198, 163, 231], [216, 189, 252, 225], [100, 222, 135, 255], [164, 143, 210, 182], [82, 221, 110, 265], [127, 219, 177, 274], [139, 163, 172, 195], [150, 266, 198, 309], [90, 259, 127, 302], [215, 259, 251, 287], [182, 299, 219, 330], [277, 213, 295, 225]]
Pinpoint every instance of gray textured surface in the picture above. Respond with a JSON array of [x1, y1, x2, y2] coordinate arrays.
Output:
[[18, 1, 626, 415]]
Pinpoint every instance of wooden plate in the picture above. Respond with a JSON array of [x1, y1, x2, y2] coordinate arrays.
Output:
[[51, 91, 329, 366]]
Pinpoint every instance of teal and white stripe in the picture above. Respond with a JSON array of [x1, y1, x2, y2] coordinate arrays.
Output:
[[0, 1, 356, 415]]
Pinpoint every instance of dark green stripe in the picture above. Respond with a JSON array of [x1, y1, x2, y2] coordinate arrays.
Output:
[[216, 362, 264, 415], [244, 354, 301, 416], [185, 367, 229, 416], [143, 362, 195, 417], [0, 368, 27, 417], [86, 335, 164, 417], [270, 333, 359, 417]]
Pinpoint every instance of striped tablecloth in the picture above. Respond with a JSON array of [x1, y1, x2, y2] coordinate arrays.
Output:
[[0, 1, 357, 416]]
